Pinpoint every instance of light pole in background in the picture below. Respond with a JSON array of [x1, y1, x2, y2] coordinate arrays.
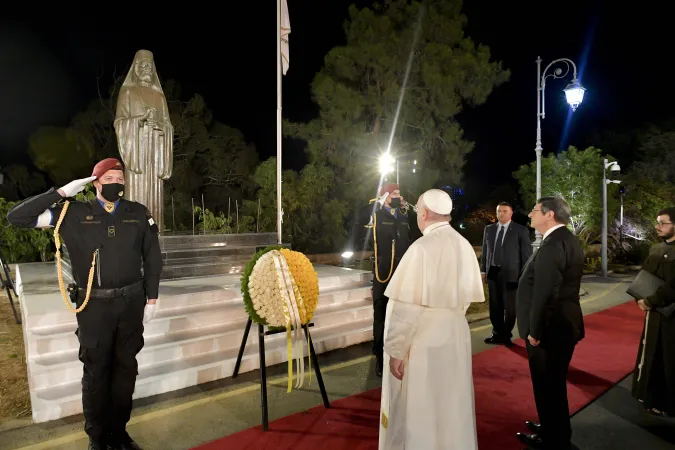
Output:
[[602, 159, 622, 277], [379, 153, 396, 182], [534, 56, 586, 247], [380, 153, 418, 184]]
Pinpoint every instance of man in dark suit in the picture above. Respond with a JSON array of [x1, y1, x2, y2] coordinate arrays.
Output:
[[481, 202, 532, 345], [515, 196, 585, 450]]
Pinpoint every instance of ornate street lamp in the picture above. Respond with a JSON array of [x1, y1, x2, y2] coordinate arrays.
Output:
[[534, 56, 586, 247]]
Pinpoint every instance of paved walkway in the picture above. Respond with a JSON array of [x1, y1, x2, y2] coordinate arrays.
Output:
[[3, 275, 672, 449]]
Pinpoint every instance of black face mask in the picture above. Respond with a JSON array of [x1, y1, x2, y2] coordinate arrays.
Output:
[[389, 198, 401, 208], [100, 183, 125, 202]]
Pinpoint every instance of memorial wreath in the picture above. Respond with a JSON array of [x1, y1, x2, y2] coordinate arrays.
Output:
[[241, 245, 319, 391]]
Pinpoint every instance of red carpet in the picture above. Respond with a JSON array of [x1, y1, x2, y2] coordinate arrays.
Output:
[[193, 301, 644, 450]]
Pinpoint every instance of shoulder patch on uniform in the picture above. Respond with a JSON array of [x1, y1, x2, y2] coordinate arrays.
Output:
[[146, 209, 159, 233]]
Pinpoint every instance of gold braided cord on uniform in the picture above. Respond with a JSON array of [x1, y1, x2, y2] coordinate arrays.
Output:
[[54, 200, 98, 313], [373, 211, 395, 283]]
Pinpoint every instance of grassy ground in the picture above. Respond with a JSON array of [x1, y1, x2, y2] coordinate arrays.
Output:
[[0, 293, 30, 424]]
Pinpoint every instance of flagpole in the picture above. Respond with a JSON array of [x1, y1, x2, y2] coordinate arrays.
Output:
[[276, 0, 283, 245]]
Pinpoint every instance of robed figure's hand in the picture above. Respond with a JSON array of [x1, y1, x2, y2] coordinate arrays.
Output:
[[389, 357, 405, 380]]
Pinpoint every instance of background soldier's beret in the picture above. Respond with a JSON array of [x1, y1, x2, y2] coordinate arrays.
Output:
[[379, 183, 399, 196], [92, 158, 124, 179]]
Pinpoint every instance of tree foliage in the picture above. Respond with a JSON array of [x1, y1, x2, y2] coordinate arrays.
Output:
[[0, 198, 54, 263], [164, 93, 260, 231], [513, 146, 619, 245], [240, 158, 347, 253], [0, 164, 47, 200], [622, 128, 675, 241], [287, 0, 509, 206], [28, 127, 96, 185]]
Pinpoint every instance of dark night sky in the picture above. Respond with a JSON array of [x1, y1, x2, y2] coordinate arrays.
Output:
[[0, 2, 671, 206]]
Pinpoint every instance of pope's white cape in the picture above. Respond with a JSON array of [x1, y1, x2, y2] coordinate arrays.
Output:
[[379, 221, 484, 450], [280, 0, 291, 75]]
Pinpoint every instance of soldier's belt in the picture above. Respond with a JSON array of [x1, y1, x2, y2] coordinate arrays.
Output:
[[77, 280, 144, 299]]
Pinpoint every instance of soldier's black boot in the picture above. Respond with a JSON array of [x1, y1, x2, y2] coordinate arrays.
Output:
[[88, 437, 107, 450], [376, 354, 383, 377], [108, 431, 142, 450]]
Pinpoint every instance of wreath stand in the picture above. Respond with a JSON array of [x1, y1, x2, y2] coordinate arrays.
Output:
[[232, 318, 330, 430]]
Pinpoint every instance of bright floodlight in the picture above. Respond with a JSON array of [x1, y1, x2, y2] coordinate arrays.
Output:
[[341, 251, 354, 258], [379, 153, 395, 175], [564, 80, 586, 111]]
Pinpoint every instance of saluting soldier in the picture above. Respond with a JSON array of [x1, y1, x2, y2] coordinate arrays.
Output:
[[370, 183, 412, 376], [7, 158, 163, 450]]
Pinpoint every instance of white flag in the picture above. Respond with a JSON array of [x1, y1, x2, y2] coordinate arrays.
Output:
[[280, 0, 291, 75]]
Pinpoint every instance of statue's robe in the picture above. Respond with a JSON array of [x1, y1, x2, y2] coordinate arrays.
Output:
[[114, 85, 173, 232]]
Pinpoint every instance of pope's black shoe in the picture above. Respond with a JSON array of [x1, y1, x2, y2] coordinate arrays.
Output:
[[525, 420, 542, 434], [517, 432, 545, 449], [375, 355, 383, 377], [108, 431, 142, 450], [88, 438, 107, 450]]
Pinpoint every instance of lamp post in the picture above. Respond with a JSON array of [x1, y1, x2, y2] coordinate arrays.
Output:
[[602, 159, 621, 277], [534, 56, 586, 247]]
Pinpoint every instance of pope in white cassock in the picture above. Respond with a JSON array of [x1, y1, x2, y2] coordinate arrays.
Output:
[[378, 189, 485, 450]]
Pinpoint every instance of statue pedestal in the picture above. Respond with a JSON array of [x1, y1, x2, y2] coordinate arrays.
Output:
[[159, 232, 282, 280]]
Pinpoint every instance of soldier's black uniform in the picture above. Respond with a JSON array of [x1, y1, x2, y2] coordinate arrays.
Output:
[[371, 203, 411, 372], [7, 187, 162, 447]]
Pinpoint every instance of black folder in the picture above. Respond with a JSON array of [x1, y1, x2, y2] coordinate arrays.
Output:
[[626, 270, 675, 318]]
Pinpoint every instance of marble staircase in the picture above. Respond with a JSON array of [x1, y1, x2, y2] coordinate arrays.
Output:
[[16, 261, 374, 423]]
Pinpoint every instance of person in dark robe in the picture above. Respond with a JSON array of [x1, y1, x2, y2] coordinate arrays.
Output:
[[631, 206, 675, 417]]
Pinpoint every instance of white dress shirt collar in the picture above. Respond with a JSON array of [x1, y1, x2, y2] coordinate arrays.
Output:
[[543, 223, 565, 240]]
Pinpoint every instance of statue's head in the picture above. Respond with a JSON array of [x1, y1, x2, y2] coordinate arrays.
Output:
[[133, 50, 155, 84]]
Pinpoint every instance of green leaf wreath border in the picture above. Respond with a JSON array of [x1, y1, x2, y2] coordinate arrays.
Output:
[[240, 245, 285, 326]]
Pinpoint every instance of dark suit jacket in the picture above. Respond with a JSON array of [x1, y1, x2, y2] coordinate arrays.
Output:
[[516, 226, 585, 345], [481, 221, 533, 283]]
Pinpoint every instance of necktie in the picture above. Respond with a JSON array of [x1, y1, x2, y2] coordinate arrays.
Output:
[[493, 225, 504, 266]]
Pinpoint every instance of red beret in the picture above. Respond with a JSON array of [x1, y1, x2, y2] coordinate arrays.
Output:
[[92, 158, 124, 179], [379, 183, 399, 196]]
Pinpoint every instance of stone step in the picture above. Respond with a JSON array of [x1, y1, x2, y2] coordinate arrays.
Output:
[[29, 299, 372, 390], [26, 284, 372, 359], [22, 269, 370, 331], [28, 283, 371, 344], [162, 251, 251, 265], [17, 262, 375, 423], [158, 232, 278, 251], [160, 261, 248, 280], [30, 318, 374, 423]]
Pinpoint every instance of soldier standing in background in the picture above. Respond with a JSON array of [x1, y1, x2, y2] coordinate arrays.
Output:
[[370, 183, 412, 376]]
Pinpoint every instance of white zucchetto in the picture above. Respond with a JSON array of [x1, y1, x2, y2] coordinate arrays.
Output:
[[421, 189, 453, 215]]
